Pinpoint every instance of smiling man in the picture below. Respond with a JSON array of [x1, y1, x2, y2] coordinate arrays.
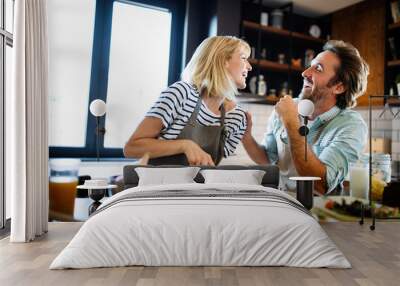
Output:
[[242, 40, 369, 194]]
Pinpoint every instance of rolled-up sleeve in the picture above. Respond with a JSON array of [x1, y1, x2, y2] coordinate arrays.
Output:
[[261, 110, 279, 164], [319, 119, 368, 194], [223, 109, 247, 157]]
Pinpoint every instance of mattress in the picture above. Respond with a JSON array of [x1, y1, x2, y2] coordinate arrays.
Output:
[[50, 183, 351, 269]]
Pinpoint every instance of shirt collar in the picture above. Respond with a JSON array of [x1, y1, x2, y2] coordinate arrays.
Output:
[[312, 105, 341, 127]]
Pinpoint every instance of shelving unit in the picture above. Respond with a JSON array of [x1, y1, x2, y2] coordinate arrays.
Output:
[[388, 20, 400, 30], [359, 94, 400, 230], [240, 0, 330, 103], [237, 92, 279, 105], [387, 59, 400, 67], [385, 0, 400, 95]]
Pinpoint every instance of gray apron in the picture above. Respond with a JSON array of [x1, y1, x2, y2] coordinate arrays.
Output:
[[148, 95, 226, 166]]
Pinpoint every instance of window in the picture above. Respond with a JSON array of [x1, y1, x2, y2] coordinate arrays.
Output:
[[49, 0, 185, 158], [48, 0, 96, 147], [104, 2, 171, 148], [1, 0, 14, 230], [5, 0, 12, 33]]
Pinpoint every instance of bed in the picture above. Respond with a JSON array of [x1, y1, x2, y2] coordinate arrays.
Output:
[[50, 165, 350, 269]]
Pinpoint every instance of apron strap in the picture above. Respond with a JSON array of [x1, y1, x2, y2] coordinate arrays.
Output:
[[219, 103, 226, 128], [217, 103, 226, 163], [188, 94, 203, 126], [189, 95, 226, 128]]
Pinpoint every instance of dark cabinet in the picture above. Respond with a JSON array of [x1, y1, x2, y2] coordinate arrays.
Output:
[[386, 0, 400, 105], [240, 0, 330, 102]]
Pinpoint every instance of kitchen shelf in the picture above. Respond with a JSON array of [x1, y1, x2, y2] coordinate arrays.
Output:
[[388, 21, 400, 30], [242, 20, 326, 44], [387, 97, 400, 106], [387, 60, 400, 67], [248, 58, 303, 73], [237, 92, 280, 105]]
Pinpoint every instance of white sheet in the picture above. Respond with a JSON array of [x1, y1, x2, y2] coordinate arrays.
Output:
[[50, 183, 351, 269]]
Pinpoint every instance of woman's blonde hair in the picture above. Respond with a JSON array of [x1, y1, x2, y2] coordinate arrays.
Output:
[[181, 36, 250, 100]]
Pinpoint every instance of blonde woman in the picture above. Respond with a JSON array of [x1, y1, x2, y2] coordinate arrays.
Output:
[[124, 36, 252, 166]]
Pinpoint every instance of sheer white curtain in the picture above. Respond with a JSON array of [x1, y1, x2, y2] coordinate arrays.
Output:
[[8, 0, 48, 242]]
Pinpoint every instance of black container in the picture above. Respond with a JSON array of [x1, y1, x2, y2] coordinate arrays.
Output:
[[290, 177, 321, 210], [296, 180, 314, 210]]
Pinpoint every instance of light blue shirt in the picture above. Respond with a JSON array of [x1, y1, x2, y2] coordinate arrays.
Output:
[[261, 104, 368, 193]]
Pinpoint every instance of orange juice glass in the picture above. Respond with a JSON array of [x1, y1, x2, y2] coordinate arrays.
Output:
[[49, 159, 80, 220]]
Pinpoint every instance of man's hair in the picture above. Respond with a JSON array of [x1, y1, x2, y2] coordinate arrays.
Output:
[[323, 40, 369, 109], [181, 36, 250, 100]]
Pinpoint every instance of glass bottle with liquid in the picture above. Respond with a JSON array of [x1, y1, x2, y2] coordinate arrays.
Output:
[[49, 159, 80, 220], [257, 75, 267, 96]]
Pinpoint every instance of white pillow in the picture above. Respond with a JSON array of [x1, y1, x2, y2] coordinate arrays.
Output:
[[135, 167, 200, 186], [200, 169, 266, 185]]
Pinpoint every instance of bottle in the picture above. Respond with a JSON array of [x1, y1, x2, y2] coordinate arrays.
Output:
[[250, 47, 256, 59], [260, 48, 267, 59], [257, 75, 267, 96], [260, 12, 268, 26], [249, 76, 257, 94], [268, 89, 277, 98], [279, 81, 288, 97]]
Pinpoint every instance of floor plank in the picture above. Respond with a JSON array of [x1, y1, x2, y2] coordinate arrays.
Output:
[[0, 222, 399, 286]]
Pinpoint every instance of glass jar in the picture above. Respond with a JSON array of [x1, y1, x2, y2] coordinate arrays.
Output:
[[49, 159, 80, 220], [271, 9, 283, 29], [361, 153, 391, 183], [268, 88, 276, 97]]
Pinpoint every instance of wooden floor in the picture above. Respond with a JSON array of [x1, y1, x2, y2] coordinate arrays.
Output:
[[0, 222, 399, 286]]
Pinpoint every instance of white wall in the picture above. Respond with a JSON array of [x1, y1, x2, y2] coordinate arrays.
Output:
[[79, 161, 134, 179]]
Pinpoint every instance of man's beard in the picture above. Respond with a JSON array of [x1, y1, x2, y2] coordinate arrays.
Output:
[[300, 84, 326, 104]]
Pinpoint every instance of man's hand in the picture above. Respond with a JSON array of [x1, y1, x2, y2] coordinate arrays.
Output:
[[182, 140, 215, 166], [275, 95, 299, 127], [242, 111, 253, 141]]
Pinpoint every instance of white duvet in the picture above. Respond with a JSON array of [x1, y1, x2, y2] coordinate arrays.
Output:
[[50, 183, 351, 269]]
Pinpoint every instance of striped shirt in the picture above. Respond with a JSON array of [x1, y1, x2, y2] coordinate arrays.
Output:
[[146, 81, 247, 157]]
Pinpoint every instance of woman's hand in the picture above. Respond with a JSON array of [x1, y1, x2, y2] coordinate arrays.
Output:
[[182, 140, 215, 166]]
